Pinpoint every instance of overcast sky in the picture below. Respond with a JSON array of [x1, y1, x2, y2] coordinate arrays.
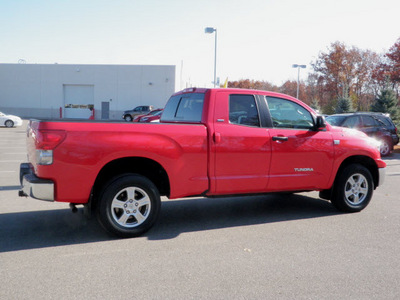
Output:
[[1, 0, 399, 90]]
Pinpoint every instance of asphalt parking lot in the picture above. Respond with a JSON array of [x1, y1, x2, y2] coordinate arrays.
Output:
[[1, 121, 400, 299]]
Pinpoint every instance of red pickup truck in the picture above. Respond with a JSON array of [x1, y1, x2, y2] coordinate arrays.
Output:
[[19, 88, 386, 237]]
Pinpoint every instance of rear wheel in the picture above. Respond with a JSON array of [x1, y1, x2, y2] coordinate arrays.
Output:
[[379, 139, 392, 156], [5, 120, 14, 128], [96, 174, 161, 237], [331, 164, 373, 213]]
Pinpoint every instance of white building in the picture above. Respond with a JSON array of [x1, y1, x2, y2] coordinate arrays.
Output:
[[0, 63, 175, 120]]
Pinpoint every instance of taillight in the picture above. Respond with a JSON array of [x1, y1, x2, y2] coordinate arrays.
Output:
[[34, 130, 66, 150]]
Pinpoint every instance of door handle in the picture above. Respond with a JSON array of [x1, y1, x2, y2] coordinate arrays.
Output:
[[214, 132, 221, 143], [272, 136, 288, 142]]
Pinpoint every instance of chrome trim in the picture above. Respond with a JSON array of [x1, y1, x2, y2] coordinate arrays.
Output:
[[21, 174, 54, 201], [378, 167, 386, 187]]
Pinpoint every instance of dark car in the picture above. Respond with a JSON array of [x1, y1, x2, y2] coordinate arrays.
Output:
[[133, 109, 163, 123], [122, 105, 154, 121], [326, 112, 399, 156]]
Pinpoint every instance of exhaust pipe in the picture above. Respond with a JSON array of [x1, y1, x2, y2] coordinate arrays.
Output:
[[69, 203, 78, 213]]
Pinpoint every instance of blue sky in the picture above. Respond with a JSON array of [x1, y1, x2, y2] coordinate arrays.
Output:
[[1, 0, 399, 89]]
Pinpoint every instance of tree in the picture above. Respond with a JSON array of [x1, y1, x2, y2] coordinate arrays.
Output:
[[336, 96, 353, 113], [228, 79, 279, 91], [371, 83, 400, 122], [279, 80, 298, 98], [335, 85, 353, 113], [311, 41, 379, 112], [309, 98, 321, 112], [372, 38, 400, 94]]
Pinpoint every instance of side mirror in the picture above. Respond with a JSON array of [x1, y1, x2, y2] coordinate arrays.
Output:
[[315, 115, 326, 130]]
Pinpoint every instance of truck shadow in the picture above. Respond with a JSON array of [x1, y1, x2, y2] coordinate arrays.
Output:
[[0, 208, 110, 253], [150, 193, 338, 240], [0, 193, 338, 252]]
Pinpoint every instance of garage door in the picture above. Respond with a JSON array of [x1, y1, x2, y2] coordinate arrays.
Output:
[[63, 85, 94, 119]]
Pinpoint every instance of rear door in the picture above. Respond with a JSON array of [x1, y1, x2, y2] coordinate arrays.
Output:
[[265, 96, 334, 191], [212, 92, 272, 195], [360, 115, 380, 138]]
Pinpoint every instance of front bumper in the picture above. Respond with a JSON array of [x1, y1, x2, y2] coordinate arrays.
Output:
[[19, 163, 54, 201], [378, 167, 386, 187]]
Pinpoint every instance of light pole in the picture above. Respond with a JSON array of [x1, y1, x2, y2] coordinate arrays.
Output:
[[292, 64, 306, 99], [205, 27, 217, 87]]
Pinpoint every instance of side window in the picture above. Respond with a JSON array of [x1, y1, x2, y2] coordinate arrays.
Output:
[[361, 116, 377, 127], [266, 96, 314, 129], [342, 116, 361, 128], [375, 115, 392, 127], [229, 95, 260, 127]]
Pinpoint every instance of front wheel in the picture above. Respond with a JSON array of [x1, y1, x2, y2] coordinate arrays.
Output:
[[5, 120, 14, 128], [331, 164, 374, 213], [124, 115, 133, 122], [96, 174, 161, 238]]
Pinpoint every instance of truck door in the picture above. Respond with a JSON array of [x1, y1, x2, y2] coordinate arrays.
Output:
[[211, 92, 272, 195], [265, 96, 334, 191]]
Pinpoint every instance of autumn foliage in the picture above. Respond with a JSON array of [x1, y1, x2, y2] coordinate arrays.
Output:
[[227, 38, 400, 117]]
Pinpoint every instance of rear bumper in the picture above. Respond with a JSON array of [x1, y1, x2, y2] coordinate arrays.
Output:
[[392, 134, 399, 146], [19, 163, 54, 201]]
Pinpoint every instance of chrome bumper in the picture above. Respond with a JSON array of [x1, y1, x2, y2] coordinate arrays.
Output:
[[19, 163, 54, 201], [378, 167, 386, 187]]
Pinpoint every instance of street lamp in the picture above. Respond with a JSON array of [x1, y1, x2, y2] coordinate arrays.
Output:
[[205, 27, 217, 87], [292, 64, 306, 99]]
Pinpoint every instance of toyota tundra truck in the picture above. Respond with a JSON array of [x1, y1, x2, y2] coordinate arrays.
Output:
[[19, 88, 386, 237]]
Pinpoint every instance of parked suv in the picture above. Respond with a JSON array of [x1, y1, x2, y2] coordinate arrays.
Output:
[[123, 105, 154, 121], [326, 112, 399, 156]]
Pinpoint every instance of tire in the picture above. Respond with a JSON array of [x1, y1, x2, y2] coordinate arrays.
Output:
[[331, 164, 374, 213], [379, 139, 391, 156], [124, 115, 133, 122], [96, 174, 161, 238], [5, 120, 14, 128]]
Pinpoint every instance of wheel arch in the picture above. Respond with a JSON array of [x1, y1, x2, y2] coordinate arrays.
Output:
[[320, 155, 379, 200], [335, 155, 379, 190], [91, 157, 170, 208]]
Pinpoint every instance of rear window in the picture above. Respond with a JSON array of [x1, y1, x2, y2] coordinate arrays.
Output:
[[374, 115, 393, 128], [161, 93, 204, 123]]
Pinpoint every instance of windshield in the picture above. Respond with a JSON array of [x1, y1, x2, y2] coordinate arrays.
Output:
[[325, 115, 346, 126]]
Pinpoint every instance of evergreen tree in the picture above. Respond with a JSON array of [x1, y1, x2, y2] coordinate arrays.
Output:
[[370, 86, 400, 121], [335, 85, 353, 113], [335, 96, 353, 113]]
